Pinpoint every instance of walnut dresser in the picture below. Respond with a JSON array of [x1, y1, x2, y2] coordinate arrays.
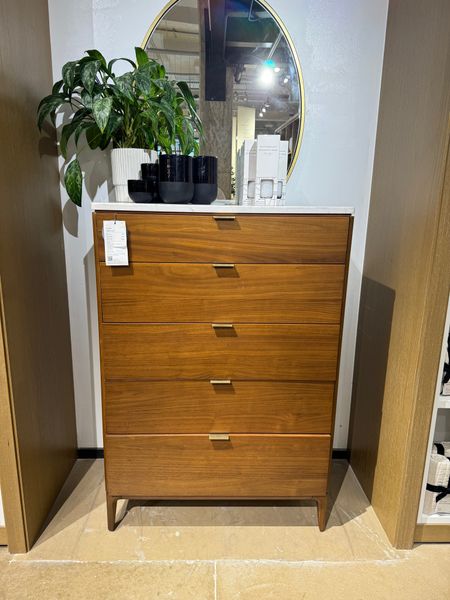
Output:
[[92, 204, 353, 531]]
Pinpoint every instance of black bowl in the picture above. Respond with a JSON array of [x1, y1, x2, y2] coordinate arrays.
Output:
[[127, 180, 153, 203]]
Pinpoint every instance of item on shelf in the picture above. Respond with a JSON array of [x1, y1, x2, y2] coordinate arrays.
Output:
[[277, 141, 289, 201], [127, 180, 153, 203], [236, 135, 288, 206], [127, 162, 160, 203], [433, 442, 450, 457], [192, 156, 218, 204], [37, 47, 201, 206], [424, 452, 450, 514], [441, 331, 450, 395], [141, 163, 160, 202], [253, 135, 280, 206], [158, 154, 194, 203], [235, 139, 256, 206]]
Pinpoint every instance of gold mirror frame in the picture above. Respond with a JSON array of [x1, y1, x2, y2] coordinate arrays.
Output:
[[141, 0, 305, 181]]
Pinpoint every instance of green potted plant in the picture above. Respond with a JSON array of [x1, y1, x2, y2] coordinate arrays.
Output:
[[37, 47, 202, 205]]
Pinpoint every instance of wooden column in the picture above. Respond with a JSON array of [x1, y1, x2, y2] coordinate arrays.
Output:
[[198, 0, 233, 198]]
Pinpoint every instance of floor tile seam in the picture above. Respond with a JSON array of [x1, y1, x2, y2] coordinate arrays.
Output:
[[5, 557, 410, 567]]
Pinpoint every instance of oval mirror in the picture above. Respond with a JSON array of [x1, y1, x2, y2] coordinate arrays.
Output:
[[143, 0, 304, 200]]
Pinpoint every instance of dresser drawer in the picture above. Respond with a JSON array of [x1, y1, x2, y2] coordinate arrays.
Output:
[[99, 263, 345, 324], [102, 323, 340, 381], [95, 213, 350, 263], [104, 381, 334, 434], [105, 434, 330, 497]]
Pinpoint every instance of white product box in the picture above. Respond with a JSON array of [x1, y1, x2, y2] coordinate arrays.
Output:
[[254, 135, 280, 206], [236, 139, 256, 205], [277, 140, 289, 202], [236, 135, 287, 206], [424, 452, 450, 514]]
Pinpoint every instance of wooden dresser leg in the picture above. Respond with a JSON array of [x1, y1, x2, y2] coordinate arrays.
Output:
[[317, 495, 328, 532], [107, 495, 118, 531]]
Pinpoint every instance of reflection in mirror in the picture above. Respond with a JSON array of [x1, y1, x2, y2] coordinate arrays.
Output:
[[144, 0, 303, 200]]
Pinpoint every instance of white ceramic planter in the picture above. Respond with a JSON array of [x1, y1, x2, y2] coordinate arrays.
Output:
[[110, 148, 158, 202]]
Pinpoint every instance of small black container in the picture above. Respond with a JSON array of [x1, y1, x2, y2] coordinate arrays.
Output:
[[192, 156, 218, 204], [141, 163, 160, 202], [128, 179, 154, 203], [158, 154, 194, 204]]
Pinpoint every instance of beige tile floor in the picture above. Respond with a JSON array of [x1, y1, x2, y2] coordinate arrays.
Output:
[[1, 459, 450, 599]]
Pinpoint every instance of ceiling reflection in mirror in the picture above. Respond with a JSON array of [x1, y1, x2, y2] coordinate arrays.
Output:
[[144, 0, 303, 199]]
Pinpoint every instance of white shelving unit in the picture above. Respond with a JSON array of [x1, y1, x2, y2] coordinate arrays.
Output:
[[438, 396, 450, 410], [417, 294, 450, 525]]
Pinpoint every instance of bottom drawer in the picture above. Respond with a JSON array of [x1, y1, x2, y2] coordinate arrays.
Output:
[[105, 434, 330, 498]]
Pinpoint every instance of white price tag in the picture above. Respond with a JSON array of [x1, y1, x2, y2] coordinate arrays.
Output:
[[103, 220, 129, 266]]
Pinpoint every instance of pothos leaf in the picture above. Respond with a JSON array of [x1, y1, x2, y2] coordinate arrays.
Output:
[[74, 121, 92, 146], [64, 158, 83, 206], [107, 57, 136, 74], [92, 96, 113, 132], [86, 124, 103, 149], [86, 49, 107, 69], [60, 119, 82, 158], [81, 60, 100, 94], [135, 66, 151, 95], [52, 79, 64, 94], [114, 72, 134, 100], [62, 60, 77, 88], [135, 47, 149, 67], [81, 89, 93, 109], [37, 94, 65, 130]]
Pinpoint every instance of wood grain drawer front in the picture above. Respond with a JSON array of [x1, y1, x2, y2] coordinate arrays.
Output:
[[99, 263, 345, 324], [105, 381, 334, 434], [95, 213, 350, 263], [105, 434, 330, 497], [102, 323, 340, 381]]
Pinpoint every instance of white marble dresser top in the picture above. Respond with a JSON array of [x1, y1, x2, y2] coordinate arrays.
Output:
[[92, 202, 354, 215]]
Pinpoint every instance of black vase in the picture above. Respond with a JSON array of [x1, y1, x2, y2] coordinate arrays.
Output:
[[141, 163, 160, 202], [158, 154, 194, 204], [192, 156, 218, 204]]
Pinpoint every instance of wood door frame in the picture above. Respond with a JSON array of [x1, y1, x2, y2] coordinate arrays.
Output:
[[409, 122, 450, 545], [349, 0, 450, 546], [0, 277, 28, 552]]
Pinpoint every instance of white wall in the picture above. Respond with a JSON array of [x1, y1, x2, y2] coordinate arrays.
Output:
[[47, 0, 388, 449]]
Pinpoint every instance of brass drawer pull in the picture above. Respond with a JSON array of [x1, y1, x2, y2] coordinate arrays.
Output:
[[213, 215, 236, 221], [213, 263, 235, 268], [209, 433, 230, 441], [212, 323, 233, 329], [210, 379, 231, 385]]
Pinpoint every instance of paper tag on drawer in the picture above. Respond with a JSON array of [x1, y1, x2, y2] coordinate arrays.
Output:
[[103, 220, 129, 266]]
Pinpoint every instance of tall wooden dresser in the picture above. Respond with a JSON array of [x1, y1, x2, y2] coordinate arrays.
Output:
[[93, 206, 353, 531]]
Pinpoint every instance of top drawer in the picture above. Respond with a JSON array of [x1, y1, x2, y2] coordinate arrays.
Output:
[[94, 213, 351, 264]]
